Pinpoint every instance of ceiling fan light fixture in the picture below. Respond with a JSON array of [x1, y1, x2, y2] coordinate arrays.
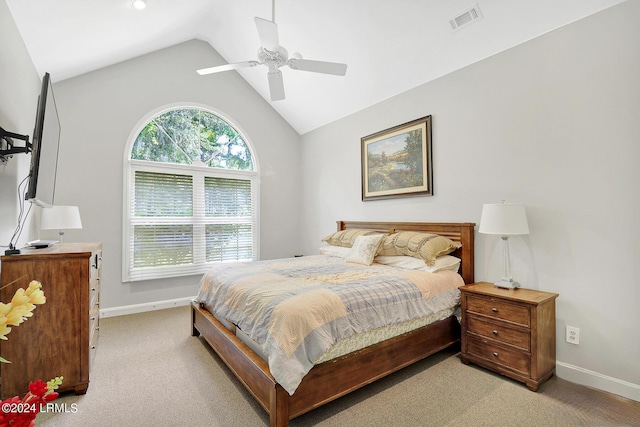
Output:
[[131, 0, 146, 10]]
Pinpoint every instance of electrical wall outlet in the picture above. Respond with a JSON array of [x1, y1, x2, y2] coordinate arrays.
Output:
[[566, 326, 580, 345]]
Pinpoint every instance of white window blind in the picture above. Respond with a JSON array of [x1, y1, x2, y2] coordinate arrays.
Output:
[[133, 171, 194, 270], [125, 165, 257, 281], [204, 177, 254, 262], [123, 107, 257, 282]]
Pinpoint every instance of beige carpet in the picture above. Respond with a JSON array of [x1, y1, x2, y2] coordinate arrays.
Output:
[[37, 306, 640, 426]]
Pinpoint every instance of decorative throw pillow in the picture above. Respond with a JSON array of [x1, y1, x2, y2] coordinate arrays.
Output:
[[378, 232, 461, 266], [322, 229, 380, 248], [345, 234, 385, 265]]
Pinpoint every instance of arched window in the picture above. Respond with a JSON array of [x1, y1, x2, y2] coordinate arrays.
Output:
[[123, 107, 258, 282]]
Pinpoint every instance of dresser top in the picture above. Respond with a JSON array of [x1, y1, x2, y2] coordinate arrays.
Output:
[[461, 282, 558, 304], [1, 242, 102, 261]]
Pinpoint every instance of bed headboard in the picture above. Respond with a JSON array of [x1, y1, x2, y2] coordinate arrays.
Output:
[[337, 220, 476, 284]]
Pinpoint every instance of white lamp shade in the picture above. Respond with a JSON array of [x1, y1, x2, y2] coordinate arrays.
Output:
[[479, 203, 529, 235], [41, 205, 83, 230]]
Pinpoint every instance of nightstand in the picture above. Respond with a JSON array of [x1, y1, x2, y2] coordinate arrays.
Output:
[[460, 282, 559, 391]]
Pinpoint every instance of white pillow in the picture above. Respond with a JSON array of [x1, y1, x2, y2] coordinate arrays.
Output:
[[345, 234, 385, 266], [423, 255, 461, 273], [375, 254, 461, 273], [319, 245, 351, 259], [374, 255, 425, 270]]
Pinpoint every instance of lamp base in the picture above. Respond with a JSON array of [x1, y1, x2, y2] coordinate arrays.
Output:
[[494, 278, 521, 289]]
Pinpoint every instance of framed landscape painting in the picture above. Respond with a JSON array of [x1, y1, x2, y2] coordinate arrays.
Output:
[[361, 116, 432, 201]]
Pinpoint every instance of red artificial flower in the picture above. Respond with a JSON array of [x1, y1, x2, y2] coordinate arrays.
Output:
[[0, 396, 21, 426], [43, 392, 58, 403], [0, 377, 62, 427], [5, 414, 34, 427], [27, 380, 47, 398]]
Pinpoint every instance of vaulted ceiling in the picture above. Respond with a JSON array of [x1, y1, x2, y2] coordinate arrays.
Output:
[[7, 0, 625, 134]]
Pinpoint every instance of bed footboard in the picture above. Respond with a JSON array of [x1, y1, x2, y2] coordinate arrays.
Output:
[[192, 302, 460, 426]]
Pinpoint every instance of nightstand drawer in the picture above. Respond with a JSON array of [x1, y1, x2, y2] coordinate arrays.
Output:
[[466, 337, 530, 375], [467, 316, 530, 351], [467, 295, 530, 327]]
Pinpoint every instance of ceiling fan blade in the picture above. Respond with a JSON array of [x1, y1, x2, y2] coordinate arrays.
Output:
[[197, 61, 260, 75], [287, 58, 347, 76], [197, 62, 258, 75], [267, 70, 285, 101], [255, 17, 280, 51]]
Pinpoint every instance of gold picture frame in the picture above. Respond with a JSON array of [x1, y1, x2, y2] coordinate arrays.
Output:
[[361, 116, 433, 201]]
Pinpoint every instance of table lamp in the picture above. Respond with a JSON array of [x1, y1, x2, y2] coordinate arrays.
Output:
[[41, 205, 83, 243], [479, 202, 529, 289]]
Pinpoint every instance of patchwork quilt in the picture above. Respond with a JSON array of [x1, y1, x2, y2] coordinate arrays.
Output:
[[196, 255, 464, 395]]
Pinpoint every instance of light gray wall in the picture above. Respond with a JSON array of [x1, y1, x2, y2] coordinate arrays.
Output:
[[300, 1, 639, 399], [0, 1, 40, 249], [46, 40, 301, 309]]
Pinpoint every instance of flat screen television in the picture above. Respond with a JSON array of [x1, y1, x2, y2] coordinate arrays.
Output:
[[25, 72, 60, 208]]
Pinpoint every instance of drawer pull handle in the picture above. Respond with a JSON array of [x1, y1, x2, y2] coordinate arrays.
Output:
[[492, 307, 498, 313], [492, 352, 499, 358], [492, 330, 498, 335]]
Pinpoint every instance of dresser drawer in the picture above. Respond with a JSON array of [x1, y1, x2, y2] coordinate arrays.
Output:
[[466, 295, 530, 327], [90, 283, 100, 310], [89, 251, 101, 308], [466, 337, 530, 375], [89, 303, 99, 342], [467, 316, 530, 350], [89, 321, 99, 372]]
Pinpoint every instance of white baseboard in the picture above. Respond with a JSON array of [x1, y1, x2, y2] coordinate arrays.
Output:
[[100, 296, 195, 318], [557, 361, 640, 403]]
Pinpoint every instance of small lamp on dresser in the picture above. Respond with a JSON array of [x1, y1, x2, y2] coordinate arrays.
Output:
[[41, 205, 83, 243], [479, 201, 529, 289]]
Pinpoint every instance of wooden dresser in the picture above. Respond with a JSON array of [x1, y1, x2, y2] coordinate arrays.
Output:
[[0, 242, 101, 399], [460, 282, 558, 391]]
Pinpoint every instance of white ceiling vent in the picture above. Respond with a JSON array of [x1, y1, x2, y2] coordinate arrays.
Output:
[[449, 5, 483, 31]]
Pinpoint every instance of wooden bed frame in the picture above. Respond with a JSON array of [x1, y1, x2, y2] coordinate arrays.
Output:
[[191, 221, 475, 426]]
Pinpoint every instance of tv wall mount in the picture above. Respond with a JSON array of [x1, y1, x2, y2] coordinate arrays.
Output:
[[0, 126, 32, 164]]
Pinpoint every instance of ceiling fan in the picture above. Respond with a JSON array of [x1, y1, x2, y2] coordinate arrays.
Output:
[[197, 1, 347, 101]]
